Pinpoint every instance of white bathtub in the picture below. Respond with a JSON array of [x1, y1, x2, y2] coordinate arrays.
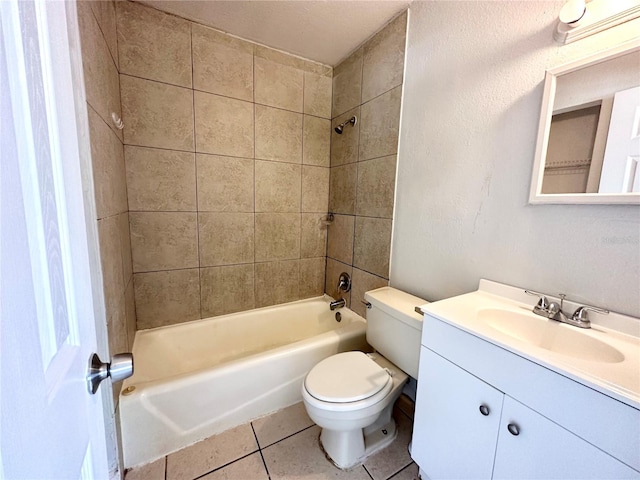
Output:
[[120, 295, 368, 468]]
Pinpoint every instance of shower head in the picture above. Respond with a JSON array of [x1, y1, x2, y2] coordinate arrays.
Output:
[[334, 116, 357, 134]]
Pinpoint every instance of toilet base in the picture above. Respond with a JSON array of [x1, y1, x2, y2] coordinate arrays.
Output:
[[319, 402, 399, 470]]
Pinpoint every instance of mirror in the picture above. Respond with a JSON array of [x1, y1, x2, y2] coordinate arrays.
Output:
[[529, 40, 640, 204]]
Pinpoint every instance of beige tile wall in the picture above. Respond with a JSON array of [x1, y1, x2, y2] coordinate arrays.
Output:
[[326, 12, 407, 318], [77, 0, 136, 375], [116, 1, 332, 329]]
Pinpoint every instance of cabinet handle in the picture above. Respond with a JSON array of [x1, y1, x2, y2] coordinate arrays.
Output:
[[507, 423, 520, 436], [479, 405, 490, 416]]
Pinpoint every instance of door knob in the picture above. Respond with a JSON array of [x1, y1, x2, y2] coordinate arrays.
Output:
[[479, 404, 490, 416], [87, 353, 134, 394]]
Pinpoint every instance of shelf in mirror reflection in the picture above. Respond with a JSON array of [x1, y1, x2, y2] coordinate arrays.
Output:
[[530, 39, 640, 204]]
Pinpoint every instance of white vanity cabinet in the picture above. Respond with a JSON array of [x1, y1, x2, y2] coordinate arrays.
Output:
[[412, 347, 502, 479], [412, 313, 640, 480], [492, 395, 636, 480]]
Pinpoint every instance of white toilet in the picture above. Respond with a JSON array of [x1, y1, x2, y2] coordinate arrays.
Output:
[[302, 286, 426, 469]]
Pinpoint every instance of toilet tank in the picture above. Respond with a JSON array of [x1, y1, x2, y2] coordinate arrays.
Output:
[[364, 287, 427, 379]]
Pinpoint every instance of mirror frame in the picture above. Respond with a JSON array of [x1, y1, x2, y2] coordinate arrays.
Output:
[[529, 39, 640, 205]]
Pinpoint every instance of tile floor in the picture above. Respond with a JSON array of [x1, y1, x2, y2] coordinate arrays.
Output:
[[125, 396, 419, 480]]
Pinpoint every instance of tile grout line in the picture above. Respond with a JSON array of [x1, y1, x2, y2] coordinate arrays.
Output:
[[310, 211, 394, 221], [331, 82, 402, 122], [88, 3, 118, 73], [363, 464, 375, 480], [118, 71, 330, 120], [299, 71, 305, 293], [351, 50, 366, 294], [85, 101, 121, 151], [135, 0, 332, 75], [189, 22, 203, 321], [325, 255, 389, 281], [128, 202, 331, 214], [189, 450, 259, 480], [385, 460, 416, 480], [115, 4, 135, 349], [123, 142, 309, 166], [396, 403, 414, 422], [260, 423, 316, 450], [250, 423, 272, 480], [131, 255, 329, 278], [326, 67, 335, 298], [85, 6, 123, 142], [252, 47, 257, 309]]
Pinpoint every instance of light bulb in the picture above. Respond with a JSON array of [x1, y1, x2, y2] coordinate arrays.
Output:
[[559, 0, 586, 24]]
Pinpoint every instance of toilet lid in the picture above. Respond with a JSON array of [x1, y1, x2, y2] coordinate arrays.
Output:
[[304, 352, 391, 403]]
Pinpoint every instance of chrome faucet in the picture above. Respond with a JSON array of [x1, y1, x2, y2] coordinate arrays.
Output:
[[330, 298, 346, 310], [525, 290, 609, 329], [546, 295, 572, 324], [330, 272, 352, 311]]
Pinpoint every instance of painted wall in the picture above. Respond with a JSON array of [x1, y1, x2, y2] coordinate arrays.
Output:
[[554, 49, 639, 109], [326, 13, 408, 317], [391, 1, 640, 317], [116, 2, 332, 329]]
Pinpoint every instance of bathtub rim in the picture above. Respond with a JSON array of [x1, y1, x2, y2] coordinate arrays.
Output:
[[134, 294, 344, 335], [122, 318, 366, 393], [122, 298, 366, 392]]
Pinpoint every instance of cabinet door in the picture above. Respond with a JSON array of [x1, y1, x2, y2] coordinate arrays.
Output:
[[412, 347, 504, 480], [493, 396, 640, 480]]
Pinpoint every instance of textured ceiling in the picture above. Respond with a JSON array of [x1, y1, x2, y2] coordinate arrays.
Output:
[[138, 1, 411, 66]]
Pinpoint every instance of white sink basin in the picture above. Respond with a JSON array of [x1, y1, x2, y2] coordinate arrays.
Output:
[[478, 308, 625, 364], [418, 280, 640, 409]]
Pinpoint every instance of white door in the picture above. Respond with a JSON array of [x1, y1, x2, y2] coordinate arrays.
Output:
[[598, 85, 640, 193], [493, 396, 639, 479], [411, 347, 504, 480], [1, 1, 114, 478]]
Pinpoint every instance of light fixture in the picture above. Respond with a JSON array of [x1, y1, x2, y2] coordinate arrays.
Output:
[[554, 0, 640, 44], [558, 0, 586, 25]]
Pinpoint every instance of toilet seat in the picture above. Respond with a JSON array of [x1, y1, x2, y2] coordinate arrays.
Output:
[[304, 351, 392, 405]]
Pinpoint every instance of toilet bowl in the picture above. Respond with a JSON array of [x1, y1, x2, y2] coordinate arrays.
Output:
[[302, 351, 408, 468], [302, 287, 427, 469]]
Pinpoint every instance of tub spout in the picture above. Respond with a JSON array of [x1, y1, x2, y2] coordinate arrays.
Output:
[[330, 298, 346, 310]]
